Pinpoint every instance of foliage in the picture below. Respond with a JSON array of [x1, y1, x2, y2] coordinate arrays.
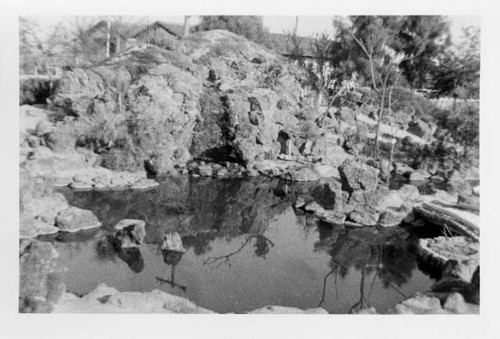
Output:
[[194, 16, 272, 48], [431, 27, 480, 99], [395, 16, 451, 88]]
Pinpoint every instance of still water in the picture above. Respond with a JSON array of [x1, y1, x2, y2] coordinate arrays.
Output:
[[48, 176, 435, 314]]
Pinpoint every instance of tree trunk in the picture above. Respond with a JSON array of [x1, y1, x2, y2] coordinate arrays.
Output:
[[374, 88, 386, 159], [106, 19, 111, 58], [183, 16, 191, 38]]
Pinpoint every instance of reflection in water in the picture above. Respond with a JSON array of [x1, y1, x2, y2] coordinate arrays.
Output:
[[95, 235, 145, 273], [203, 234, 275, 267], [52, 176, 435, 313], [157, 250, 187, 292]]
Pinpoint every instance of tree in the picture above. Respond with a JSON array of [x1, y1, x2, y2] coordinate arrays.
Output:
[[395, 16, 451, 88], [194, 16, 271, 47], [19, 17, 43, 73], [432, 26, 480, 100], [348, 16, 404, 159], [304, 33, 335, 107]]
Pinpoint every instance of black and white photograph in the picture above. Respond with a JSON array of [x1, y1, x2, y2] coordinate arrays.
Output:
[[1, 0, 498, 338]]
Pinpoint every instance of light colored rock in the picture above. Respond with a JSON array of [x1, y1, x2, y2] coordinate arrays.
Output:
[[304, 201, 325, 214], [130, 178, 159, 190], [378, 209, 407, 227], [394, 162, 413, 176], [55, 206, 102, 232], [317, 210, 346, 225], [279, 166, 320, 182], [294, 197, 306, 209], [339, 160, 379, 192], [312, 163, 339, 179], [387, 293, 445, 314], [472, 186, 479, 196], [113, 219, 147, 248], [19, 241, 65, 313], [349, 209, 379, 226], [69, 181, 93, 190], [409, 169, 431, 181], [443, 292, 479, 314], [161, 232, 186, 253], [418, 236, 479, 282], [247, 306, 328, 314], [53, 283, 214, 313]]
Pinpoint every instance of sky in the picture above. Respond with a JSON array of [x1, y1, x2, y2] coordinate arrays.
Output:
[[28, 15, 479, 44]]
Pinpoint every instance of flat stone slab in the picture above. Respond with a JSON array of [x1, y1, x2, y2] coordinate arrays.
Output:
[[414, 202, 479, 241], [418, 236, 479, 282]]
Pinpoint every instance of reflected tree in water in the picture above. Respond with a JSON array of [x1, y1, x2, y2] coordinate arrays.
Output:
[[156, 249, 187, 292], [315, 228, 416, 311]]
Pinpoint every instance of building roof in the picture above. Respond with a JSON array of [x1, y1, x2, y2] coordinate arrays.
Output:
[[132, 21, 184, 39]]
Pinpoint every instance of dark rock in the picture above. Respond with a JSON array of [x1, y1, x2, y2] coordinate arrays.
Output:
[[113, 219, 147, 248], [408, 120, 433, 140]]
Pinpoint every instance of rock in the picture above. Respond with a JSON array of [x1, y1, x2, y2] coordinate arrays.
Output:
[[55, 207, 102, 232], [339, 160, 379, 192], [130, 178, 159, 190], [397, 184, 421, 202], [394, 162, 413, 176], [457, 194, 479, 208], [417, 236, 479, 283], [19, 241, 65, 313], [408, 120, 433, 140], [69, 181, 94, 190], [317, 210, 346, 225], [409, 169, 431, 181], [161, 232, 186, 253], [337, 106, 356, 124], [387, 293, 444, 314], [247, 306, 328, 314], [294, 197, 306, 209], [378, 208, 407, 227], [472, 186, 479, 196], [53, 283, 214, 313], [442, 293, 479, 314], [113, 219, 147, 248], [348, 209, 379, 226], [355, 307, 378, 314], [312, 163, 339, 179], [304, 201, 325, 214], [28, 146, 53, 160], [216, 168, 229, 177], [446, 180, 473, 196], [278, 167, 320, 182], [198, 165, 213, 177]]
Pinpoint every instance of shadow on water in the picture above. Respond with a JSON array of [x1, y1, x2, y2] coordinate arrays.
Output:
[[50, 176, 436, 313]]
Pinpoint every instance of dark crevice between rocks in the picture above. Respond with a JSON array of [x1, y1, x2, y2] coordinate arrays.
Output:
[[190, 87, 246, 167]]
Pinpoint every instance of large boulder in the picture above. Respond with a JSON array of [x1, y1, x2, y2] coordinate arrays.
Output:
[[339, 160, 379, 192], [161, 232, 186, 253], [407, 120, 433, 140], [113, 219, 147, 248], [19, 241, 65, 313], [278, 166, 320, 182], [55, 206, 102, 232]]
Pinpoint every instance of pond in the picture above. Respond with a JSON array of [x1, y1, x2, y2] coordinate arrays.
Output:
[[46, 176, 436, 314]]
